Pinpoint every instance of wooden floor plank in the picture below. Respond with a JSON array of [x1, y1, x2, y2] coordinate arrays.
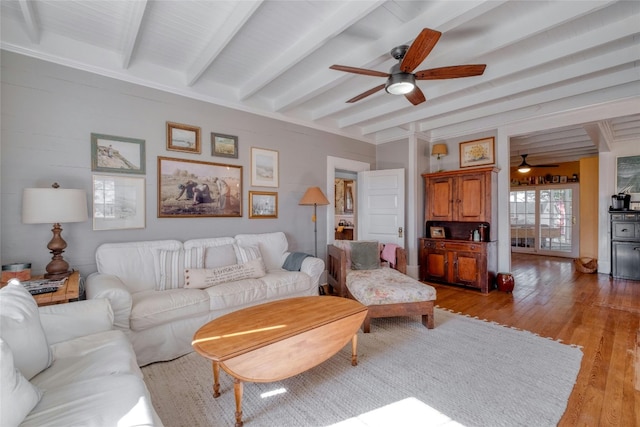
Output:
[[427, 253, 640, 426]]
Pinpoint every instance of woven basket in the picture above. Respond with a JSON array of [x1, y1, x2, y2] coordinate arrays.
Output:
[[574, 257, 597, 274]]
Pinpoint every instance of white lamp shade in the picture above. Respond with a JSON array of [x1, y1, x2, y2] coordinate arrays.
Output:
[[22, 188, 88, 224]]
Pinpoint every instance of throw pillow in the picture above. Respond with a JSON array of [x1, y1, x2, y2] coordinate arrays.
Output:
[[0, 282, 53, 380], [155, 249, 184, 291], [350, 241, 380, 270], [0, 339, 42, 426], [184, 258, 266, 289], [233, 244, 262, 264]]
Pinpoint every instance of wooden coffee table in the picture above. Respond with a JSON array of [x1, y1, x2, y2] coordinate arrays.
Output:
[[192, 296, 367, 427]]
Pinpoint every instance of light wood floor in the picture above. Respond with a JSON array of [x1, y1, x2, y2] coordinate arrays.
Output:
[[429, 253, 639, 426]]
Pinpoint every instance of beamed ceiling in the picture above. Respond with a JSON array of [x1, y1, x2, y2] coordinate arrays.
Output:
[[1, 0, 639, 166]]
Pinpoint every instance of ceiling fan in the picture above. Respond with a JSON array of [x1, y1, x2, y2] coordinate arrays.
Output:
[[329, 28, 486, 106], [516, 154, 559, 173]]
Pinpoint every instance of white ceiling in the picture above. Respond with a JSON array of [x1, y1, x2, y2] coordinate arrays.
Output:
[[2, 0, 639, 166]]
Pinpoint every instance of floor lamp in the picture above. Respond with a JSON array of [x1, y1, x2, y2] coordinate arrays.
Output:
[[22, 183, 88, 280], [299, 187, 330, 257]]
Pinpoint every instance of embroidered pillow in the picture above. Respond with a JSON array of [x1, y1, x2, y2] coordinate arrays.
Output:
[[233, 244, 262, 264], [350, 241, 380, 270], [155, 249, 184, 291], [184, 258, 266, 289]]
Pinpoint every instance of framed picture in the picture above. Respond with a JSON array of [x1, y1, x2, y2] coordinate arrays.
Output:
[[211, 133, 238, 159], [552, 175, 560, 183], [92, 175, 145, 231], [251, 147, 279, 187], [166, 122, 201, 154], [91, 133, 145, 175], [157, 156, 242, 218], [560, 176, 568, 183], [430, 226, 445, 239], [249, 191, 278, 219], [459, 137, 495, 168], [616, 155, 640, 198]]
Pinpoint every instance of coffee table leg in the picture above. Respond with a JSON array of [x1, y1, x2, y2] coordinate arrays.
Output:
[[212, 361, 220, 398], [351, 333, 358, 366], [234, 378, 243, 427]]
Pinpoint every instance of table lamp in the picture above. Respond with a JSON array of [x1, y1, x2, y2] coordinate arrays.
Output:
[[299, 187, 330, 257], [431, 143, 448, 171], [22, 183, 88, 280]]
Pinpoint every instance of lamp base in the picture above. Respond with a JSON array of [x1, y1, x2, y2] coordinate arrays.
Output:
[[44, 270, 72, 280]]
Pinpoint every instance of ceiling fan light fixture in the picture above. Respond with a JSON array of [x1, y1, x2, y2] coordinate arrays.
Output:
[[385, 73, 415, 95], [517, 154, 531, 173]]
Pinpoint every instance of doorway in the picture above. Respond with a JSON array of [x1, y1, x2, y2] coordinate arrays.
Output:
[[509, 183, 579, 258]]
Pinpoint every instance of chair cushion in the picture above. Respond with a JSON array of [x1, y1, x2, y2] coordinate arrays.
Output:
[[350, 241, 380, 270], [0, 282, 52, 380], [130, 289, 209, 331], [0, 339, 42, 427], [347, 267, 436, 306]]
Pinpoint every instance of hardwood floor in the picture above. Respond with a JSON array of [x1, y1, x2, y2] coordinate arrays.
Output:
[[428, 253, 640, 426]]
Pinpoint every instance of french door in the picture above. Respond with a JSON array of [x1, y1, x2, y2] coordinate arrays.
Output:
[[509, 183, 579, 258]]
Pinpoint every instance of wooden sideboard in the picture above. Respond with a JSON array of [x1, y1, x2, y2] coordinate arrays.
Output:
[[420, 167, 498, 293]]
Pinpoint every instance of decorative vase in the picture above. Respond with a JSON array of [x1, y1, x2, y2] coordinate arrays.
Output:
[[496, 272, 515, 293]]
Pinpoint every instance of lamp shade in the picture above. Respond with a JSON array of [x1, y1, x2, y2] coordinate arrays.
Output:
[[299, 187, 329, 206], [22, 188, 88, 224], [431, 144, 448, 157]]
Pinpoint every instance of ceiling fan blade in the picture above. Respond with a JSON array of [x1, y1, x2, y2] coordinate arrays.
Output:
[[405, 86, 426, 105], [400, 28, 442, 73], [346, 84, 386, 103], [330, 65, 389, 78], [531, 164, 560, 168], [415, 64, 486, 80]]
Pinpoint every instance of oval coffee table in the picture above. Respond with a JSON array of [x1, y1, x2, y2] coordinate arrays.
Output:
[[192, 296, 367, 427]]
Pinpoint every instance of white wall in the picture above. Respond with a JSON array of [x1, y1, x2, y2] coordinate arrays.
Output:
[[0, 51, 375, 277]]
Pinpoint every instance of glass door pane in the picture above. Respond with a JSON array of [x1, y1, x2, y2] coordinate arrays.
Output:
[[510, 184, 579, 258]]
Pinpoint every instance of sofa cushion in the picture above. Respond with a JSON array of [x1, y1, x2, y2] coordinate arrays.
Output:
[[154, 248, 185, 291], [184, 237, 236, 269], [96, 240, 183, 293], [130, 289, 209, 331], [204, 271, 313, 311], [233, 244, 262, 263], [184, 258, 266, 289], [21, 375, 158, 427], [0, 339, 42, 427], [0, 282, 52, 380], [30, 330, 141, 391], [235, 232, 288, 271]]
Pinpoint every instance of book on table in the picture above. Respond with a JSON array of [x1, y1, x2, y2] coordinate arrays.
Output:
[[20, 277, 67, 295]]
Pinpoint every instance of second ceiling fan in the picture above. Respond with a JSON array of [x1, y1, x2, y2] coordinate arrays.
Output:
[[330, 28, 486, 106], [516, 154, 559, 173]]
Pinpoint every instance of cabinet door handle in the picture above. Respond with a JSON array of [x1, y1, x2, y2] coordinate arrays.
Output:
[[621, 228, 629, 232]]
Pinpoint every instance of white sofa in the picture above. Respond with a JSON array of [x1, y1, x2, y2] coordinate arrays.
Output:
[[86, 232, 323, 366], [0, 282, 162, 427]]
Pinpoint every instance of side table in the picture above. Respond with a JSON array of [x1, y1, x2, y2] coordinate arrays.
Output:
[[31, 271, 80, 306]]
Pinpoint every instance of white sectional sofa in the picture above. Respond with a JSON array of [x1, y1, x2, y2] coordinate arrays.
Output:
[[86, 232, 323, 366], [0, 283, 161, 427]]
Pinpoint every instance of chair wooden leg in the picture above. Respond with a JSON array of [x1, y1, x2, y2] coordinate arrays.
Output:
[[361, 315, 371, 333]]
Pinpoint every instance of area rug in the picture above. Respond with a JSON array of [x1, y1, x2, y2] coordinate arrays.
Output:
[[142, 308, 583, 427]]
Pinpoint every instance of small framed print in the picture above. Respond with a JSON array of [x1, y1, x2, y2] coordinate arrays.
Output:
[[560, 176, 568, 183], [459, 137, 495, 168], [92, 175, 145, 230], [249, 191, 278, 219], [91, 133, 145, 175], [251, 147, 279, 187], [167, 122, 201, 153], [211, 133, 238, 158], [552, 175, 560, 183], [430, 226, 445, 239]]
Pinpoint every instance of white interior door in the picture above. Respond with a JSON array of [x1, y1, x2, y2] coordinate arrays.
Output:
[[357, 169, 405, 247]]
